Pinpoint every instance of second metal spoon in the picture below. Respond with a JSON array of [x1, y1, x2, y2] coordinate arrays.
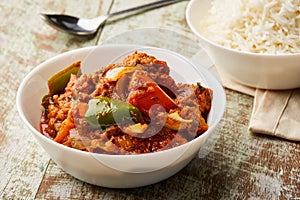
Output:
[[41, 0, 184, 36]]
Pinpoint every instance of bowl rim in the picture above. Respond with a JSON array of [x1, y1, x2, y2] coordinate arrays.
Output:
[[16, 44, 226, 159], [186, 0, 300, 57]]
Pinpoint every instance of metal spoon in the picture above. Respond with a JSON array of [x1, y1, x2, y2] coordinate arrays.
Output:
[[40, 0, 184, 36]]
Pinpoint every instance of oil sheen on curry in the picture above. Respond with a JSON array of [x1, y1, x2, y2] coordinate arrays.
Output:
[[40, 52, 213, 155]]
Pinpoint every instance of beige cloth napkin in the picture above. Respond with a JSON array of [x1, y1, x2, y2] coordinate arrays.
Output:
[[192, 50, 300, 141]]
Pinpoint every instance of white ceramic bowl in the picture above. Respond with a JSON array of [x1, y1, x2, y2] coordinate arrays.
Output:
[[16, 44, 225, 188], [186, 0, 300, 90]]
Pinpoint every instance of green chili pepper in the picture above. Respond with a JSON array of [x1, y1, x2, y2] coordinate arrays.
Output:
[[84, 97, 142, 129], [48, 61, 81, 95]]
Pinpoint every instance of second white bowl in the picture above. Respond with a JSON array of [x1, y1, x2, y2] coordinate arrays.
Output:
[[186, 0, 300, 90]]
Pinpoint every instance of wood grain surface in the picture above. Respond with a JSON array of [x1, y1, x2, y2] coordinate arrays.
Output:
[[1, 0, 299, 199]]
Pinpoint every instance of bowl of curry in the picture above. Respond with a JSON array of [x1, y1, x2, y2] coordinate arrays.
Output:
[[17, 45, 226, 188]]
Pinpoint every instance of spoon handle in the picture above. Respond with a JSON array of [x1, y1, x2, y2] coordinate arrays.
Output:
[[107, 0, 185, 19]]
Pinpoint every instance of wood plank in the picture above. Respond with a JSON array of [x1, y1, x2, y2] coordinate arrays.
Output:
[[35, 0, 300, 199], [0, 0, 108, 199], [2, 0, 300, 199], [98, 0, 193, 45]]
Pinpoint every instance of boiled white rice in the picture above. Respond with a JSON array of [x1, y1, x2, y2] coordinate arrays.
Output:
[[198, 0, 300, 54]]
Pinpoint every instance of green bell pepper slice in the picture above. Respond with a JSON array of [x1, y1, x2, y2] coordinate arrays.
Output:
[[48, 61, 81, 95], [84, 97, 142, 129]]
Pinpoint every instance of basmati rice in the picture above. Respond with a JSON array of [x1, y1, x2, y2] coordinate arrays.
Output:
[[198, 0, 300, 54]]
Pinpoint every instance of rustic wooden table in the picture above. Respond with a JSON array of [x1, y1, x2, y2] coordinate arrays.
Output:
[[1, 0, 300, 199]]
